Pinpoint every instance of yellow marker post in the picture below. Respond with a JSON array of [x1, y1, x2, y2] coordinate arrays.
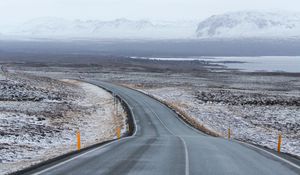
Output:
[[228, 128, 231, 140], [117, 127, 121, 140], [277, 133, 282, 153], [77, 131, 81, 151]]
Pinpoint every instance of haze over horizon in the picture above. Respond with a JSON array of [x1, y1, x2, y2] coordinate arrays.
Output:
[[1, 0, 300, 26]]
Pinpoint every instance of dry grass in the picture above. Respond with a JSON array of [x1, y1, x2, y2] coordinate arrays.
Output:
[[161, 100, 220, 137], [122, 83, 221, 137]]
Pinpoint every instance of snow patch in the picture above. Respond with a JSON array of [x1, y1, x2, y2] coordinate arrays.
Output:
[[0, 78, 126, 175], [138, 87, 300, 157], [196, 11, 300, 39]]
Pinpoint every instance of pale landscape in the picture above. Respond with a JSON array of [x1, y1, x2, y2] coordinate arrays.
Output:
[[0, 1, 300, 174], [0, 71, 127, 174], [3, 55, 299, 159]]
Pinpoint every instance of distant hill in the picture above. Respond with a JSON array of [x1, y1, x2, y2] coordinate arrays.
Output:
[[196, 11, 300, 39], [7, 17, 196, 39], [1, 11, 300, 40]]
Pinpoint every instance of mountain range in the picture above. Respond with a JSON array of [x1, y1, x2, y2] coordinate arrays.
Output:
[[6, 18, 196, 39], [196, 11, 300, 38], [1, 11, 300, 39]]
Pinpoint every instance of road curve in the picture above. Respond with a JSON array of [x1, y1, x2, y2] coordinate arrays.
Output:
[[27, 81, 299, 175]]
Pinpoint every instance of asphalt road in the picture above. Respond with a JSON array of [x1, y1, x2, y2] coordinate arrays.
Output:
[[30, 81, 300, 175]]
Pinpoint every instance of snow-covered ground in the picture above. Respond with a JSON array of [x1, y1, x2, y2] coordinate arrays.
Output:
[[3, 59, 299, 161], [137, 86, 300, 157], [0, 74, 126, 174]]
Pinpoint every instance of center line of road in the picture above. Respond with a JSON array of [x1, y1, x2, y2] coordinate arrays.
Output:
[[141, 99, 190, 175]]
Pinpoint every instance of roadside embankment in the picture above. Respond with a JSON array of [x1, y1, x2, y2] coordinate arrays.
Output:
[[0, 73, 126, 175]]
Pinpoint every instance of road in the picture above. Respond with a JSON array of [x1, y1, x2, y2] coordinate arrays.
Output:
[[28, 81, 299, 175]]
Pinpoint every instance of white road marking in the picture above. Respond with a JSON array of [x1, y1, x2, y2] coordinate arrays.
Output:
[[34, 83, 299, 175], [33, 136, 132, 175], [138, 88, 300, 172], [179, 137, 190, 175], [34, 90, 138, 175], [236, 140, 300, 170], [141, 99, 190, 175], [163, 104, 207, 136], [134, 88, 207, 136]]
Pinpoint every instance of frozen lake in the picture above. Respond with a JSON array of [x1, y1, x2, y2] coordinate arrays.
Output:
[[142, 56, 300, 73]]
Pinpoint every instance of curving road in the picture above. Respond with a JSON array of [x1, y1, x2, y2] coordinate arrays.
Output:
[[27, 81, 299, 175]]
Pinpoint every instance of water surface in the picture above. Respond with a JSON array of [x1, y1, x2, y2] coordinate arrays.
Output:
[[144, 56, 300, 73]]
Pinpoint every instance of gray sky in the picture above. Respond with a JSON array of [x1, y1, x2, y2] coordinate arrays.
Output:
[[1, 0, 300, 25]]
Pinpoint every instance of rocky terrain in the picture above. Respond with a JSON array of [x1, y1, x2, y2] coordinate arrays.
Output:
[[1, 55, 299, 163], [0, 71, 127, 175], [138, 86, 300, 157], [18, 57, 298, 158], [196, 89, 300, 106]]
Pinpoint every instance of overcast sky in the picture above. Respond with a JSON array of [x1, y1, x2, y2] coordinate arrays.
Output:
[[1, 0, 300, 25]]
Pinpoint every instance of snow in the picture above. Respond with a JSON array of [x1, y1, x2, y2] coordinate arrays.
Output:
[[62, 80, 127, 143], [0, 76, 126, 175], [1, 11, 300, 40], [1, 18, 197, 39], [138, 87, 300, 157], [196, 11, 300, 38]]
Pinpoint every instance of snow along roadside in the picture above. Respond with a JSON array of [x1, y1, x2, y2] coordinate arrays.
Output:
[[130, 86, 300, 158], [61, 80, 127, 146], [0, 80, 127, 175]]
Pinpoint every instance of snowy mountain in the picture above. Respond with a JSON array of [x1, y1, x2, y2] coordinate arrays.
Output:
[[7, 17, 196, 39], [2, 11, 300, 40], [196, 11, 300, 39]]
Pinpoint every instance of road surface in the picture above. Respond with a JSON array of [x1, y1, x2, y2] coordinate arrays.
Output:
[[27, 81, 299, 175]]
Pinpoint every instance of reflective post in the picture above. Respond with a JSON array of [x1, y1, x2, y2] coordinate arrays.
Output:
[[277, 133, 282, 153], [117, 127, 121, 139], [77, 131, 81, 151]]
